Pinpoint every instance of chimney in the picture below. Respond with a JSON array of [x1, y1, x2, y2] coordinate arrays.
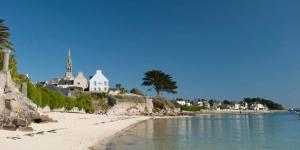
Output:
[[96, 70, 102, 74]]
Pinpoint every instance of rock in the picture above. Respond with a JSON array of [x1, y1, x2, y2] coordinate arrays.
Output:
[[40, 115, 57, 123], [3, 125, 17, 131], [18, 126, 34, 132], [0, 71, 52, 130]]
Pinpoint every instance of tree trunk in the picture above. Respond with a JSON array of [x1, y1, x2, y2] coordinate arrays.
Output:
[[156, 89, 160, 96], [2, 51, 10, 72]]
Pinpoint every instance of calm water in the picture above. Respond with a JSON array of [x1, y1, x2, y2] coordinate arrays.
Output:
[[103, 113, 300, 150]]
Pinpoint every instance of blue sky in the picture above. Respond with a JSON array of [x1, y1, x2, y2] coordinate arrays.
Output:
[[1, 0, 300, 107]]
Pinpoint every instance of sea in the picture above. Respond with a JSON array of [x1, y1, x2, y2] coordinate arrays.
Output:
[[102, 112, 300, 150]]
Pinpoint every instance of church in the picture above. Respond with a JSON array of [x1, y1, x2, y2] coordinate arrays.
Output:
[[50, 49, 109, 93]]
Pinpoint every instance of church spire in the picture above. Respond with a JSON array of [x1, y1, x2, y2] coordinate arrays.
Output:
[[65, 49, 73, 80]]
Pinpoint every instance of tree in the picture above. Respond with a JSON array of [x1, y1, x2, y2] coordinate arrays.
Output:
[[0, 19, 14, 52], [115, 83, 126, 94], [142, 70, 177, 96]]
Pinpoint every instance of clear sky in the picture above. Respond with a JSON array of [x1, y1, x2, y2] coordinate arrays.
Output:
[[1, 0, 300, 107]]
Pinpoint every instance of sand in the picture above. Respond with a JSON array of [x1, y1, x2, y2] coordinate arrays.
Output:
[[0, 112, 150, 150]]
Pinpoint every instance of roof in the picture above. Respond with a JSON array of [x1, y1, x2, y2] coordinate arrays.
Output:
[[58, 79, 74, 85], [90, 70, 109, 82], [45, 84, 70, 96]]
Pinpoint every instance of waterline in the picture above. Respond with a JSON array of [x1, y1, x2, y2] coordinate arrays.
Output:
[[102, 113, 300, 150]]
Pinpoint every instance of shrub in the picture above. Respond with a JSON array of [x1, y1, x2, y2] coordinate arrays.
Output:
[[107, 96, 117, 107], [130, 88, 144, 96], [152, 96, 175, 110]]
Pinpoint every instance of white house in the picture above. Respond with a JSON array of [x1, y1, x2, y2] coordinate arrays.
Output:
[[176, 100, 186, 106], [234, 103, 241, 110], [252, 103, 268, 111], [241, 102, 248, 110], [89, 70, 109, 93], [197, 101, 204, 107], [186, 101, 192, 106]]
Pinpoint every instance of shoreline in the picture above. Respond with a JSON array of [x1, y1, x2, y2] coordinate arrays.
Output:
[[0, 112, 151, 150], [183, 109, 287, 115], [90, 115, 189, 149], [90, 119, 149, 150], [92, 110, 289, 149], [0, 110, 288, 150]]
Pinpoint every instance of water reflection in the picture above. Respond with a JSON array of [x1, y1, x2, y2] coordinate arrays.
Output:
[[104, 113, 300, 150]]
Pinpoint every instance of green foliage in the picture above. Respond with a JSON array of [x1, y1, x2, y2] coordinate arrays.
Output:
[[27, 82, 98, 113], [0, 19, 14, 52], [172, 101, 206, 112], [115, 83, 127, 94], [180, 105, 204, 112], [0, 53, 27, 84], [112, 95, 146, 103], [243, 97, 284, 110], [130, 88, 144, 96], [75, 93, 95, 113], [28, 82, 74, 109], [142, 70, 177, 96]]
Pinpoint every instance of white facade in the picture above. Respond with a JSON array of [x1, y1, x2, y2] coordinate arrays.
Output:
[[89, 70, 109, 93], [241, 102, 248, 110], [234, 104, 241, 110], [186, 102, 192, 106], [253, 103, 268, 111], [197, 101, 204, 107], [176, 100, 186, 106]]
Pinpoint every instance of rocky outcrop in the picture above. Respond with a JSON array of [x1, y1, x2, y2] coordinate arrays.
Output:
[[152, 96, 181, 116], [107, 97, 153, 115], [0, 71, 46, 131]]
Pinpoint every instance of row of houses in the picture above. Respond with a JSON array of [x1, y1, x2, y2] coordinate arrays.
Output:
[[174, 98, 269, 111], [44, 50, 110, 96]]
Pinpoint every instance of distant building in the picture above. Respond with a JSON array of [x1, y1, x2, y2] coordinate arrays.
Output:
[[195, 99, 210, 108], [65, 49, 74, 80], [51, 78, 61, 86], [108, 88, 121, 95], [55, 49, 76, 89], [241, 102, 248, 110], [74, 72, 88, 90], [252, 103, 268, 111], [186, 101, 192, 106], [234, 103, 241, 110], [176, 99, 186, 105], [50, 49, 109, 94], [89, 70, 109, 93], [57, 79, 74, 89], [197, 101, 204, 107]]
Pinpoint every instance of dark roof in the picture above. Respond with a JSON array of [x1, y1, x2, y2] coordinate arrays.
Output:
[[45, 84, 70, 96], [58, 79, 74, 85]]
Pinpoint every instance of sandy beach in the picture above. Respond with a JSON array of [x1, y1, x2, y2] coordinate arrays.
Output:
[[0, 112, 150, 150]]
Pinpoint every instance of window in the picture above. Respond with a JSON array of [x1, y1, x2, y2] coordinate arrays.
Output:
[[98, 88, 101, 91], [77, 82, 80, 85], [104, 81, 107, 86], [94, 88, 96, 91], [104, 88, 107, 91], [94, 81, 96, 86]]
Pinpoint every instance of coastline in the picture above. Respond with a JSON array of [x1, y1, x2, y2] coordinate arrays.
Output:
[[0, 110, 288, 150], [187, 109, 287, 115], [0, 112, 151, 150]]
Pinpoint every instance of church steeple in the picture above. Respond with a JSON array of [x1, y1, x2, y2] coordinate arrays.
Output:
[[65, 49, 73, 80]]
